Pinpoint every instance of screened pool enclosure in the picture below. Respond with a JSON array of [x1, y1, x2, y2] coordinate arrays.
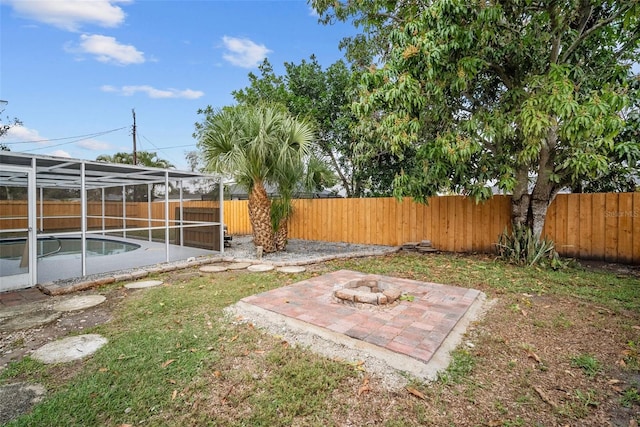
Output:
[[0, 152, 224, 292]]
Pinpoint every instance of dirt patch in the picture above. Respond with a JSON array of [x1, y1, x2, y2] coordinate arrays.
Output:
[[0, 288, 127, 371]]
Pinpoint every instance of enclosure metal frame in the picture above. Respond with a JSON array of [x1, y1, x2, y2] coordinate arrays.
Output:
[[0, 152, 223, 288]]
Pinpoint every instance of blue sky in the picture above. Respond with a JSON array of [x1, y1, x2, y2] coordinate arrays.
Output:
[[0, 0, 355, 170]]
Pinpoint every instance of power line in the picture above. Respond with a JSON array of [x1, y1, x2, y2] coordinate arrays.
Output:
[[3, 126, 128, 145]]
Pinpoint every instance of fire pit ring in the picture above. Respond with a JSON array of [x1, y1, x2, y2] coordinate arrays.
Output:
[[334, 277, 403, 306]]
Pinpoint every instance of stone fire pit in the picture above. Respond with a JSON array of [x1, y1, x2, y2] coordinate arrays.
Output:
[[334, 277, 403, 305]]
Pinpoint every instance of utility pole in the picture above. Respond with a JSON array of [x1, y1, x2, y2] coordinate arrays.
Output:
[[132, 108, 137, 165]]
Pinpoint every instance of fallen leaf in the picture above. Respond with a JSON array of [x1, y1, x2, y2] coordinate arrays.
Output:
[[358, 377, 371, 396], [118, 424, 132, 427], [281, 340, 289, 348], [229, 335, 238, 342], [608, 379, 622, 385], [526, 349, 541, 364], [521, 309, 528, 317], [406, 386, 426, 400], [487, 421, 504, 427], [168, 379, 176, 384], [630, 418, 638, 427], [162, 359, 176, 368], [533, 385, 557, 409], [171, 390, 177, 400], [213, 370, 221, 378], [98, 367, 108, 372], [190, 348, 197, 353], [632, 325, 640, 330], [255, 350, 265, 354]]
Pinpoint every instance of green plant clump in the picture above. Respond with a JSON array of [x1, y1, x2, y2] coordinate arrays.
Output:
[[570, 354, 602, 378], [496, 225, 563, 268]]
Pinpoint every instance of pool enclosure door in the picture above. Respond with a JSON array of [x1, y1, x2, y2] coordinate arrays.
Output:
[[0, 165, 36, 292]]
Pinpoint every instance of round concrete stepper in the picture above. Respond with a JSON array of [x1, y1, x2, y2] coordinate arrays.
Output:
[[276, 266, 306, 274], [247, 264, 274, 272], [199, 265, 228, 273], [124, 279, 164, 289], [53, 294, 106, 312], [31, 334, 108, 364], [0, 310, 61, 332], [227, 262, 252, 270]]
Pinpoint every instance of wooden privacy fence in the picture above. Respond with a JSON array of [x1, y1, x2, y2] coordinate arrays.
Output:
[[543, 193, 639, 264], [1, 193, 638, 263], [288, 196, 512, 251]]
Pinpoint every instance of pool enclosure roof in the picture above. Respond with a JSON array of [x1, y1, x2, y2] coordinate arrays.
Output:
[[0, 151, 217, 190]]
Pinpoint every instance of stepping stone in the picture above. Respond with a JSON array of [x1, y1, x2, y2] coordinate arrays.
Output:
[[0, 310, 61, 332], [227, 262, 252, 270], [199, 265, 228, 273], [276, 266, 306, 274], [247, 264, 274, 272], [124, 279, 164, 289], [32, 334, 108, 364], [53, 295, 106, 312], [0, 382, 46, 424]]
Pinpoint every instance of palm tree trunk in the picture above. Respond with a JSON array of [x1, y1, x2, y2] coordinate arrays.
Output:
[[274, 217, 288, 251], [248, 180, 276, 253]]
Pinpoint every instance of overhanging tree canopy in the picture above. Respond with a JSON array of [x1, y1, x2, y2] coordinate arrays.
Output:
[[312, 0, 640, 237]]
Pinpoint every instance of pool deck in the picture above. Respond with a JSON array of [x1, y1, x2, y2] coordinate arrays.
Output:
[[1, 237, 219, 285]]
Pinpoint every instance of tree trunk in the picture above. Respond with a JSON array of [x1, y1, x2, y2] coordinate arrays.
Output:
[[274, 217, 288, 251], [511, 167, 531, 228], [510, 127, 559, 239], [248, 181, 276, 253]]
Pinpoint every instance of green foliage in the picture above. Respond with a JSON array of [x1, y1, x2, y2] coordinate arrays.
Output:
[[437, 348, 476, 384], [570, 354, 602, 378], [496, 226, 562, 268], [621, 387, 640, 408], [312, 0, 640, 233], [196, 103, 325, 247], [229, 56, 410, 197]]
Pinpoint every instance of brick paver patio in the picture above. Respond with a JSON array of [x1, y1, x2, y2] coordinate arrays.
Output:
[[242, 270, 482, 364]]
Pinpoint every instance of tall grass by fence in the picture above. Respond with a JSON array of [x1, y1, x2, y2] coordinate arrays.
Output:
[[1, 193, 637, 263]]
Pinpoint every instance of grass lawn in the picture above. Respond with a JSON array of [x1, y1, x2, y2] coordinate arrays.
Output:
[[1, 253, 639, 426]]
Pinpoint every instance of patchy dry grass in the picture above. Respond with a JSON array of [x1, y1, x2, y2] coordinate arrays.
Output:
[[2, 252, 639, 426]]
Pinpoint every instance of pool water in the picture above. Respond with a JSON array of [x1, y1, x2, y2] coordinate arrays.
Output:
[[0, 237, 141, 260]]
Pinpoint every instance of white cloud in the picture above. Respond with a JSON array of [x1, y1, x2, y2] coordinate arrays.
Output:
[[308, 6, 319, 17], [50, 149, 71, 158], [4, 125, 44, 142], [221, 36, 271, 68], [101, 85, 204, 99], [6, 0, 130, 32], [76, 139, 112, 151], [69, 34, 145, 65]]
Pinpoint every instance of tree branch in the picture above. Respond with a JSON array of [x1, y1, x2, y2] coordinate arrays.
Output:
[[560, 4, 633, 62], [488, 63, 514, 90]]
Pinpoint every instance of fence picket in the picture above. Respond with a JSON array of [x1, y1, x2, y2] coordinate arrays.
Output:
[[1, 194, 637, 263]]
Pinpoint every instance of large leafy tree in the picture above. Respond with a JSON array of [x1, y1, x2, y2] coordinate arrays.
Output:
[[312, 0, 640, 237], [231, 57, 410, 197], [232, 57, 363, 196], [197, 104, 322, 253]]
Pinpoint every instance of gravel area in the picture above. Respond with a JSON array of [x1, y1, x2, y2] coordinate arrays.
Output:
[[222, 235, 399, 264]]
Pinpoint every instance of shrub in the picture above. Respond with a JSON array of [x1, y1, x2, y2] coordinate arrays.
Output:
[[496, 225, 563, 268]]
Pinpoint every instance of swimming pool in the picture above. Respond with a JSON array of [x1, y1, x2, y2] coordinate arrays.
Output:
[[0, 235, 216, 285], [0, 237, 141, 261]]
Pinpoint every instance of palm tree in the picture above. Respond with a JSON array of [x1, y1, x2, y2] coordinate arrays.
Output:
[[95, 151, 174, 200], [198, 104, 318, 253]]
